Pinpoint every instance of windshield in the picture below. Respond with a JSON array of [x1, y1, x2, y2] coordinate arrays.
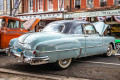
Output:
[[42, 24, 64, 32]]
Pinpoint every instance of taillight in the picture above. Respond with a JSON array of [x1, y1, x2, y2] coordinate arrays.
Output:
[[33, 51, 36, 55]]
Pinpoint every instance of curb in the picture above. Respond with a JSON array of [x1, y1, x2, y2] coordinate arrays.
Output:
[[0, 68, 89, 80]]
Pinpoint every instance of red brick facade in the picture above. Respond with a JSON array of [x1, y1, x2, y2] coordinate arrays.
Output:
[[21, 0, 115, 13]]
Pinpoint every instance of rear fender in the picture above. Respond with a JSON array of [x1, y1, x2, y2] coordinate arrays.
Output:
[[35, 38, 81, 62]]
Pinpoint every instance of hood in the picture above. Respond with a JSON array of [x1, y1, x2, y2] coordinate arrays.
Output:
[[18, 32, 62, 48], [23, 18, 40, 30], [93, 22, 109, 35]]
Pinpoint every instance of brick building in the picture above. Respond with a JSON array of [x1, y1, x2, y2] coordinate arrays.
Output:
[[0, 0, 22, 16], [17, 0, 120, 20], [16, 0, 120, 37]]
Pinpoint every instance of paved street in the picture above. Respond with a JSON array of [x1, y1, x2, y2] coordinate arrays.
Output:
[[0, 52, 120, 80]]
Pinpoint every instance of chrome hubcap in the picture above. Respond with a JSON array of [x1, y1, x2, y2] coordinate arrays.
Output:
[[107, 45, 112, 56]]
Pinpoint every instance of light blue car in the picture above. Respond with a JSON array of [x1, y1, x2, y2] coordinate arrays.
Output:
[[7, 20, 115, 69]]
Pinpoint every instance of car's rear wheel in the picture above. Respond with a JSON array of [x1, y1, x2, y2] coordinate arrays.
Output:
[[54, 58, 72, 70], [104, 44, 113, 57]]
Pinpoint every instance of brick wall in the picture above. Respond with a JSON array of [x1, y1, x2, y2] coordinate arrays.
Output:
[[94, 0, 100, 8], [107, 0, 114, 6], [21, 0, 116, 14], [81, 0, 86, 9]]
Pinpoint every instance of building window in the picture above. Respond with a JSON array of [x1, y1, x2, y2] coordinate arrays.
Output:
[[74, 0, 81, 9], [0, 0, 3, 10], [87, 0, 94, 8], [114, 0, 120, 6], [100, 0, 107, 7], [48, 0, 53, 11], [14, 0, 18, 4], [38, 0, 43, 11], [29, 0, 33, 12], [58, 0, 64, 11], [7, 0, 10, 10]]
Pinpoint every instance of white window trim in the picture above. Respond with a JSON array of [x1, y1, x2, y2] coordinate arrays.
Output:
[[58, 0, 64, 11], [38, 0, 43, 12], [28, 0, 33, 13], [86, 0, 94, 8], [0, 0, 3, 11], [7, 0, 10, 10], [74, 0, 81, 8], [47, 0, 53, 11]]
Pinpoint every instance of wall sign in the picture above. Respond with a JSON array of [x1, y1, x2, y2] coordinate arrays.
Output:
[[17, 9, 120, 20]]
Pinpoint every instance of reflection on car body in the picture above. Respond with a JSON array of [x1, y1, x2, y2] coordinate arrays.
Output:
[[7, 20, 115, 70]]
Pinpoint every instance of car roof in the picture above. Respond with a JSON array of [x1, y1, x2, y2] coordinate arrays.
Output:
[[51, 20, 89, 24]]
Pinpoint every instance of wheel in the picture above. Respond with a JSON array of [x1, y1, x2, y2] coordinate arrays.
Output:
[[54, 58, 72, 70], [104, 44, 113, 57], [115, 43, 120, 49]]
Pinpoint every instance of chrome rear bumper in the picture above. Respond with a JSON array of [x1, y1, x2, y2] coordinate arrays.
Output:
[[6, 48, 49, 65]]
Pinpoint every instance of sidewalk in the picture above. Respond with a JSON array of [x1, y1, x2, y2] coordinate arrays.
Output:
[[0, 68, 89, 80]]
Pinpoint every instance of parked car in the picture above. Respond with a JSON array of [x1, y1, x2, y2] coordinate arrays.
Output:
[[7, 20, 115, 69], [115, 39, 120, 49], [0, 16, 40, 50]]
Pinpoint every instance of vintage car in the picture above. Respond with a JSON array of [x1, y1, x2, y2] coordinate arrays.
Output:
[[7, 20, 115, 69], [0, 16, 40, 50]]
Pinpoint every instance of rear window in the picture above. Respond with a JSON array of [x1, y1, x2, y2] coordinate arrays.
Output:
[[7, 19, 19, 28]]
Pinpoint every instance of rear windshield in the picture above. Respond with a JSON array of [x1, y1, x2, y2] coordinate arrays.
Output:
[[42, 24, 64, 33]]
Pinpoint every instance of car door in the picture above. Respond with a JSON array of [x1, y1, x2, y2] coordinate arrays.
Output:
[[72, 24, 86, 57], [3, 19, 26, 48], [83, 24, 103, 56]]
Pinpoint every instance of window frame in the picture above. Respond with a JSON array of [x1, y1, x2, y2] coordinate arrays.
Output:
[[7, 19, 20, 29], [74, 0, 81, 9], [83, 24, 97, 35], [58, 0, 64, 11], [47, 0, 53, 11], [86, 0, 94, 8], [7, 0, 10, 10], [0, 0, 4, 11], [38, 0, 43, 11], [28, 0, 33, 13]]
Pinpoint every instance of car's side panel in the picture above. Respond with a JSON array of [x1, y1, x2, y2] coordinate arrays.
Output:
[[102, 36, 115, 52], [35, 38, 80, 63], [85, 34, 103, 56]]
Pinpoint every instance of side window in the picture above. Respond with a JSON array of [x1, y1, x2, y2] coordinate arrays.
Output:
[[7, 19, 19, 28], [84, 24, 96, 34], [74, 25, 83, 34]]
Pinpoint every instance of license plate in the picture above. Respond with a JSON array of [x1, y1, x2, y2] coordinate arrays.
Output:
[[18, 48, 22, 52]]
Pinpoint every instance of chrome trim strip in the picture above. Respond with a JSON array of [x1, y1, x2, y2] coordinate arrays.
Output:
[[38, 45, 109, 53]]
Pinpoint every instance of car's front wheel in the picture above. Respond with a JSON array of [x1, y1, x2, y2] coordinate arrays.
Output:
[[104, 44, 113, 57], [54, 58, 72, 70]]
